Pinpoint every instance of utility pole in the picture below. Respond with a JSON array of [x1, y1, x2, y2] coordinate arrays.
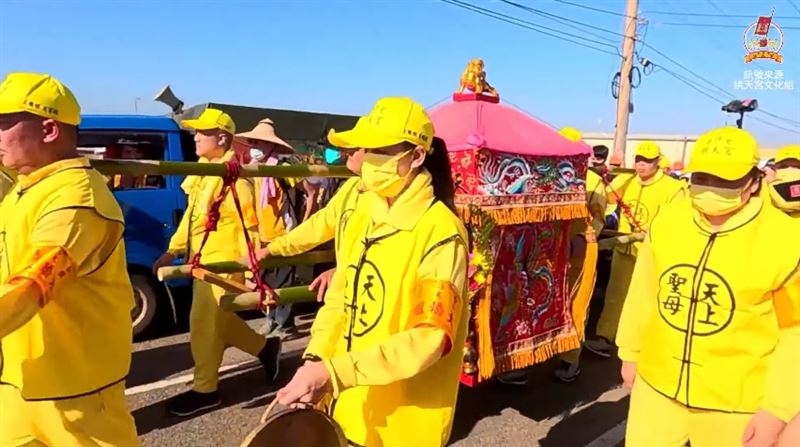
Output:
[[610, 0, 639, 167]]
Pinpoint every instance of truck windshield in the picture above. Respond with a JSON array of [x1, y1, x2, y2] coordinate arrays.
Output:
[[78, 130, 167, 191]]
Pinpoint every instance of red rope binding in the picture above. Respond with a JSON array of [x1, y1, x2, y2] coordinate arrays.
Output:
[[189, 160, 275, 310], [597, 165, 645, 233]]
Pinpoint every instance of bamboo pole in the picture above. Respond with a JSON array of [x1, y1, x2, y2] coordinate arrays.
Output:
[[157, 250, 335, 281], [590, 166, 635, 175], [220, 286, 317, 312], [597, 232, 645, 251], [91, 159, 354, 179]]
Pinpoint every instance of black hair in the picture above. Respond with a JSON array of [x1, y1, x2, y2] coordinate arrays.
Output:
[[425, 137, 457, 213], [592, 145, 609, 160], [403, 138, 456, 212], [748, 166, 764, 196]]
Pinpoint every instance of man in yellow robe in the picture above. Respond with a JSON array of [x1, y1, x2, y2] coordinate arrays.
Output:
[[0, 72, 138, 446], [152, 108, 281, 417], [585, 141, 686, 357]]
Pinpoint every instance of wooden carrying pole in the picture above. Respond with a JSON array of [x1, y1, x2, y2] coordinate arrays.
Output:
[[90, 159, 354, 179], [220, 287, 317, 312], [597, 232, 645, 251], [156, 250, 335, 281]]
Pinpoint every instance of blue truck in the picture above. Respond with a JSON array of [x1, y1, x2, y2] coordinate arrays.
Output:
[[76, 106, 356, 336], [77, 115, 197, 337]]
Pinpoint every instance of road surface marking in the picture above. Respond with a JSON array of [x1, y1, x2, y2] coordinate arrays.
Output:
[[585, 421, 626, 447], [125, 360, 259, 396]]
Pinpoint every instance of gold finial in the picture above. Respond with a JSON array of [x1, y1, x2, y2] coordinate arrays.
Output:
[[457, 58, 498, 97]]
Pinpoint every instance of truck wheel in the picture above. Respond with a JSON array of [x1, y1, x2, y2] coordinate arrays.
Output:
[[131, 273, 161, 337]]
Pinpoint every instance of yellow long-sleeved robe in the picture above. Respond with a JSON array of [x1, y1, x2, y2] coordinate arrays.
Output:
[[167, 150, 265, 393], [618, 197, 800, 445], [310, 170, 469, 447], [596, 171, 686, 341], [0, 157, 137, 446]]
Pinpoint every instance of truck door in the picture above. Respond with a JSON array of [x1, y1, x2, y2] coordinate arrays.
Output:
[[77, 130, 185, 269]]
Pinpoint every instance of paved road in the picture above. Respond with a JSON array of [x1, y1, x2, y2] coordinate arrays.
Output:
[[127, 314, 629, 447]]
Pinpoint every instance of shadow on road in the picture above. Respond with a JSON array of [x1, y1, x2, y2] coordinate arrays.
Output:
[[127, 342, 194, 388], [540, 397, 628, 447], [132, 352, 304, 436], [449, 352, 623, 444]]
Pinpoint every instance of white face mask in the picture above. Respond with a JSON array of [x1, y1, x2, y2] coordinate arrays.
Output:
[[249, 148, 265, 162]]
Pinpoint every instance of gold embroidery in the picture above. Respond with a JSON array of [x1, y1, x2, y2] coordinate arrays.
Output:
[[11, 246, 74, 306], [409, 279, 461, 353]]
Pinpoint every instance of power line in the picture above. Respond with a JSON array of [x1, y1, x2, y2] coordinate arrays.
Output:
[[639, 42, 733, 99], [499, 0, 625, 42], [657, 64, 800, 134], [645, 42, 800, 128], [658, 66, 725, 104], [749, 114, 800, 134], [644, 10, 800, 19], [756, 109, 800, 127], [447, 0, 800, 134], [445, 0, 619, 49], [548, 0, 634, 18], [659, 22, 800, 29], [789, 0, 800, 15], [704, 0, 725, 15], [440, 0, 620, 56]]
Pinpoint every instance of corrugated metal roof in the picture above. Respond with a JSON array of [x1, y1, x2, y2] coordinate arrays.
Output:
[[180, 103, 359, 149]]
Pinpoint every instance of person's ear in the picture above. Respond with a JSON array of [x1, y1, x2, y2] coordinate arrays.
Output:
[[409, 145, 426, 170], [748, 175, 761, 194], [218, 132, 230, 147], [41, 119, 60, 144]]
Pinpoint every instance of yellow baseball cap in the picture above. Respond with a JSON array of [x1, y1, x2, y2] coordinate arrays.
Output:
[[635, 141, 661, 160], [559, 127, 582, 143], [775, 144, 800, 163], [0, 72, 81, 125], [327, 97, 434, 152], [685, 127, 759, 181], [181, 108, 236, 134]]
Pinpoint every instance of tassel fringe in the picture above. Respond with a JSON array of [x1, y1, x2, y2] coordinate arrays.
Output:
[[569, 225, 598, 340], [476, 274, 496, 381], [458, 203, 588, 226], [491, 334, 581, 377]]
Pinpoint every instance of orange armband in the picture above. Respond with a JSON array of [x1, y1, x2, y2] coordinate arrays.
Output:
[[9, 246, 73, 306], [408, 279, 461, 355]]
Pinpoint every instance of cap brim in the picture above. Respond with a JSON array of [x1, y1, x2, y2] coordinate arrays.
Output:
[[327, 126, 406, 150], [0, 99, 25, 116], [181, 119, 217, 131], [634, 151, 661, 160], [684, 160, 753, 181], [234, 132, 294, 154]]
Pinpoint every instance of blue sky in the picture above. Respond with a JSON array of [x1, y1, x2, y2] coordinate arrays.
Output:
[[1, 0, 799, 146]]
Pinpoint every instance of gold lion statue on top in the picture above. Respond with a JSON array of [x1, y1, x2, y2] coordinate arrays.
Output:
[[457, 58, 498, 96]]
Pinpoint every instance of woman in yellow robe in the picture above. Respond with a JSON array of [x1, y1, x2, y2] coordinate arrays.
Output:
[[617, 127, 800, 447], [275, 97, 469, 447]]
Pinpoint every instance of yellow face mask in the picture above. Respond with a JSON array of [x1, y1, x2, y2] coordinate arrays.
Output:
[[769, 168, 800, 212], [689, 182, 750, 216], [360, 150, 412, 198]]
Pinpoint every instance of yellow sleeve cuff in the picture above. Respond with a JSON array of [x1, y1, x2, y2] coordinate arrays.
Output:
[[617, 347, 640, 363], [325, 355, 356, 397]]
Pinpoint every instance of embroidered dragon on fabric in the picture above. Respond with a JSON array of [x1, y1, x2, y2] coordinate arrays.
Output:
[[477, 153, 585, 196]]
